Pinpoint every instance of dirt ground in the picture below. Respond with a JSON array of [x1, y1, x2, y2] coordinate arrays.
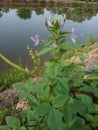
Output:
[[0, 87, 20, 109]]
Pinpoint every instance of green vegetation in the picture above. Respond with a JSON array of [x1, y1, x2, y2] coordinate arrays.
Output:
[[0, 16, 98, 130], [0, 69, 30, 91]]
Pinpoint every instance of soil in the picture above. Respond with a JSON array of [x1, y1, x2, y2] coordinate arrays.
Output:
[[0, 87, 20, 109], [70, 42, 98, 71]]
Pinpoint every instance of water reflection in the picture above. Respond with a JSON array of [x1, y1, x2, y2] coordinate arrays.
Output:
[[0, 6, 98, 22], [0, 6, 98, 73]]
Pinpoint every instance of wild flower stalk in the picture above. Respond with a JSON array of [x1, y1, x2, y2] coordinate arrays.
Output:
[[26, 45, 41, 70]]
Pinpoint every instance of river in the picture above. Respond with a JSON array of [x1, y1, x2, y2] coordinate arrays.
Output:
[[0, 5, 98, 73]]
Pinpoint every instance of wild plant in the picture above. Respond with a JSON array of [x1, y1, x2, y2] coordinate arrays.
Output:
[[1, 16, 98, 130]]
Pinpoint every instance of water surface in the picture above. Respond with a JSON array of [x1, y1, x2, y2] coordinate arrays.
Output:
[[0, 6, 98, 73]]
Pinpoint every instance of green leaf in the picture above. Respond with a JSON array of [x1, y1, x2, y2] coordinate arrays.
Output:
[[0, 126, 10, 130], [14, 77, 33, 92], [31, 81, 50, 99], [14, 82, 25, 92], [19, 92, 29, 101], [79, 86, 98, 97], [61, 59, 71, 67], [85, 114, 98, 128], [32, 81, 46, 91], [91, 115, 98, 127], [60, 42, 73, 50], [57, 78, 69, 94], [67, 99, 87, 114], [63, 107, 73, 122], [83, 126, 92, 130], [69, 117, 88, 130], [44, 35, 54, 46], [32, 83, 45, 94], [76, 94, 92, 106], [20, 126, 26, 130], [25, 77, 33, 87], [85, 114, 93, 122], [6, 116, 20, 129], [32, 103, 51, 117], [47, 108, 62, 130], [88, 104, 98, 114], [28, 128, 34, 130], [42, 85, 50, 98], [39, 47, 53, 55], [15, 77, 33, 100], [52, 95, 69, 108], [59, 31, 70, 36], [60, 41, 84, 51], [62, 120, 75, 130], [45, 61, 60, 77]]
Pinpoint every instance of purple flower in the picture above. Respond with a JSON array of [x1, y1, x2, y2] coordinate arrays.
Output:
[[71, 27, 77, 44], [47, 21, 53, 27], [44, 17, 53, 27], [30, 34, 40, 46]]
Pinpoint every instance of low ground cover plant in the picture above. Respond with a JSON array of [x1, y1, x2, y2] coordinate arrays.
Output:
[[0, 15, 98, 130]]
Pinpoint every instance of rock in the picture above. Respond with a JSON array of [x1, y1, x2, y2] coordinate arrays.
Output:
[[70, 42, 98, 71]]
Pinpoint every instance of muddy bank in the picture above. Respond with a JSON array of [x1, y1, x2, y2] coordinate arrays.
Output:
[[0, 1, 98, 9]]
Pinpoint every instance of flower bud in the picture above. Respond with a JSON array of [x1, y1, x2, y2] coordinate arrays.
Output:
[[52, 43, 58, 49], [57, 17, 60, 23], [49, 17, 53, 23], [54, 17, 60, 25], [63, 14, 66, 21]]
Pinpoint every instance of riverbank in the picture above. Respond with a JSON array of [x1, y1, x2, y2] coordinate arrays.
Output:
[[0, 35, 98, 127], [0, 40, 98, 112], [0, 1, 98, 9]]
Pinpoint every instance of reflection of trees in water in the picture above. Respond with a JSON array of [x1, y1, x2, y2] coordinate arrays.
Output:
[[16, 8, 32, 19], [65, 8, 98, 22], [16, 7, 44, 19], [46, 7, 98, 22], [0, 6, 98, 22], [0, 7, 9, 17], [34, 7, 44, 15], [46, 7, 68, 15], [0, 9, 3, 17]]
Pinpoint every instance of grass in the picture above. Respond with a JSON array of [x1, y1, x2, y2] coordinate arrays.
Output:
[[0, 69, 31, 91], [0, 63, 44, 91]]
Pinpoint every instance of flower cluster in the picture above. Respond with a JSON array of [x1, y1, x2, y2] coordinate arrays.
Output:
[[30, 17, 77, 48]]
